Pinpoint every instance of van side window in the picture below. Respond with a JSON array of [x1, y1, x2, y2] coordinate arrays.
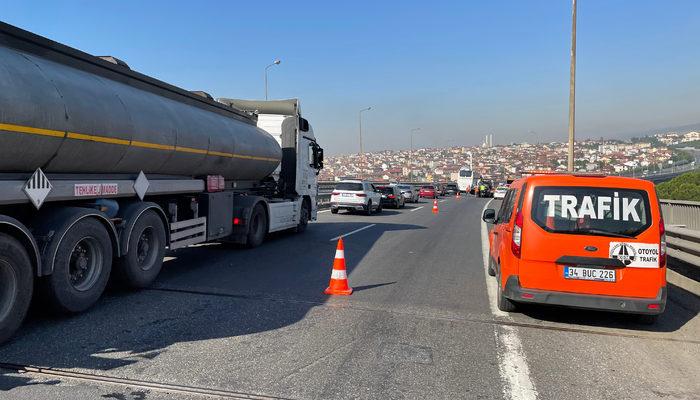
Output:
[[500, 188, 519, 223], [496, 189, 514, 222]]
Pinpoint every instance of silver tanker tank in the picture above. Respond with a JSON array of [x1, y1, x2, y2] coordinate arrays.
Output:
[[0, 22, 281, 180]]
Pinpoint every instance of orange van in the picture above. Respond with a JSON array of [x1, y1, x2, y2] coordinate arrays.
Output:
[[482, 173, 666, 322]]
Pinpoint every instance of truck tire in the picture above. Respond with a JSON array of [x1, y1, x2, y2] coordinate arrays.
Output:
[[331, 208, 338, 214], [114, 211, 166, 289], [246, 204, 267, 248], [39, 218, 112, 314], [0, 233, 33, 344], [295, 202, 310, 233]]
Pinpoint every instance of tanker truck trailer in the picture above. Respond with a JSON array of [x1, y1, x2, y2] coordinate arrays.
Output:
[[0, 22, 324, 343]]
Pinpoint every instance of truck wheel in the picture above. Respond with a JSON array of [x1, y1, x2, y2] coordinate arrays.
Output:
[[331, 208, 338, 214], [496, 268, 517, 312], [295, 202, 310, 233], [246, 204, 267, 248], [115, 211, 166, 289], [0, 233, 33, 344], [487, 257, 496, 277], [39, 218, 112, 313]]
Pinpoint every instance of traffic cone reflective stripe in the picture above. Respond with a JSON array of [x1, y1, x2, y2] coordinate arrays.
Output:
[[325, 237, 353, 295], [432, 199, 439, 214]]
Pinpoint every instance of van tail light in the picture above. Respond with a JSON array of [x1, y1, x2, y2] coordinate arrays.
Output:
[[511, 211, 523, 258], [659, 218, 667, 268], [332, 191, 340, 195], [356, 193, 367, 197]]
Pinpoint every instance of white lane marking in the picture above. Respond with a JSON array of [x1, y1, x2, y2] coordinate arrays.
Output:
[[481, 199, 505, 317], [329, 224, 377, 241], [495, 326, 538, 400], [410, 206, 425, 212], [439, 199, 446, 203], [318, 209, 331, 214], [480, 199, 538, 400]]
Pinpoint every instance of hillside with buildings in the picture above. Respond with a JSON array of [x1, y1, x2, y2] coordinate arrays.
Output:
[[319, 130, 699, 183]]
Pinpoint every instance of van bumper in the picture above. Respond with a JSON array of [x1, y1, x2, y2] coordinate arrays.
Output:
[[503, 275, 666, 315]]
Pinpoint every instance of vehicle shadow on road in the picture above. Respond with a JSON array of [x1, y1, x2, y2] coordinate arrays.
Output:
[[0, 221, 425, 391], [515, 282, 698, 333]]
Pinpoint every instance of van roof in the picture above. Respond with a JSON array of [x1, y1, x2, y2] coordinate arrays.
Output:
[[513, 174, 656, 191]]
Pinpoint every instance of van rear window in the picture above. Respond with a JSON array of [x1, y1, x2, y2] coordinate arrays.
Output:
[[531, 187, 651, 238]]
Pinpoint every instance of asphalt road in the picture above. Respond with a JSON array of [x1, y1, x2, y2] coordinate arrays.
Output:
[[0, 196, 698, 400]]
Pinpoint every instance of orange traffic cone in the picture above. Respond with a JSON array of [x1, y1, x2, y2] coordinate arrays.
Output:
[[432, 199, 439, 214], [324, 238, 353, 295], [456, 191, 461, 200]]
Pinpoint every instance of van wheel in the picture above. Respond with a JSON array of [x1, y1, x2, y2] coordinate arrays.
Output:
[[377, 203, 383, 213], [40, 218, 112, 314], [496, 268, 517, 312], [0, 233, 33, 344], [246, 204, 267, 248], [365, 201, 373, 216], [115, 211, 166, 289], [487, 257, 496, 277]]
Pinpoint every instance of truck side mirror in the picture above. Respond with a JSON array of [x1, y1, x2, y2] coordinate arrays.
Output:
[[482, 208, 496, 224], [299, 117, 310, 132], [312, 144, 324, 170]]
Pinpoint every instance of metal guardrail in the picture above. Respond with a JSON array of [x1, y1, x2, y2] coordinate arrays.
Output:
[[666, 226, 700, 267], [660, 199, 700, 230]]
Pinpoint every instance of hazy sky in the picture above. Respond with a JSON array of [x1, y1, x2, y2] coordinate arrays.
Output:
[[3, 1, 699, 155]]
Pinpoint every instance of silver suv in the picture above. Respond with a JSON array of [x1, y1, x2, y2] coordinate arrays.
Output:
[[330, 180, 383, 215]]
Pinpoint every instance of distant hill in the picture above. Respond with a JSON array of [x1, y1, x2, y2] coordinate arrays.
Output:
[[633, 122, 700, 138]]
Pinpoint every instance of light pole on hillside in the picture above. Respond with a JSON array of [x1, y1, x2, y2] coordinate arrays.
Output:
[[358, 107, 372, 155], [410, 128, 421, 182], [567, 0, 577, 172], [264, 59, 281, 100]]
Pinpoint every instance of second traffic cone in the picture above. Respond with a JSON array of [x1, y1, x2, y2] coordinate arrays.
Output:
[[324, 237, 353, 295], [432, 199, 439, 214]]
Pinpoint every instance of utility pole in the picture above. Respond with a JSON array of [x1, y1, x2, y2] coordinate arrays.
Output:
[[410, 128, 421, 182], [358, 107, 372, 155], [567, 0, 577, 172]]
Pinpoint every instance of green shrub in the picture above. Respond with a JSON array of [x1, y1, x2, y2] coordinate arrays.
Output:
[[657, 171, 700, 201]]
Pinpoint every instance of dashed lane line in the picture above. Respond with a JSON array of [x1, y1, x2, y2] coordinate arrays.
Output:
[[481, 199, 538, 400], [329, 224, 377, 241], [410, 206, 425, 212]]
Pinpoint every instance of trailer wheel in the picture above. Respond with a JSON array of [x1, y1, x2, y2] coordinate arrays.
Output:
[[115, 211, 166, 289], [246, 204, 267, 248], [40, 218, 112, 313], [295, 202, 310, 233], [0, 233, 33, 344]]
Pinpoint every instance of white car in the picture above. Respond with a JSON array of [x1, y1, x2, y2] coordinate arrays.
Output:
[[493, 186, 508, 199], [330, 180, 383, 215], [396, 184, 417, 203]]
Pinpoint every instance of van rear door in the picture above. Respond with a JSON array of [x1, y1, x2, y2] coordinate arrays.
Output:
[[520, 186, 662, 298]]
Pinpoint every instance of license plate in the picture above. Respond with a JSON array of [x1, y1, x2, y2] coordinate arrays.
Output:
[[342, 193, 353, 197], [564, 266, 615, 282]]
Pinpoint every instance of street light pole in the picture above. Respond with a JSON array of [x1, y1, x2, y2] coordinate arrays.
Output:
[[358, 107, 372, 155], [410, 128, 421, 182], [567, 0, 577, 172], [264, 59, 281, 100]]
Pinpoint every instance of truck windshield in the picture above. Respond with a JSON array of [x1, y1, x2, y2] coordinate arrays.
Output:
[[335, 183, 363, 191], [531, 186, 651, 238]]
